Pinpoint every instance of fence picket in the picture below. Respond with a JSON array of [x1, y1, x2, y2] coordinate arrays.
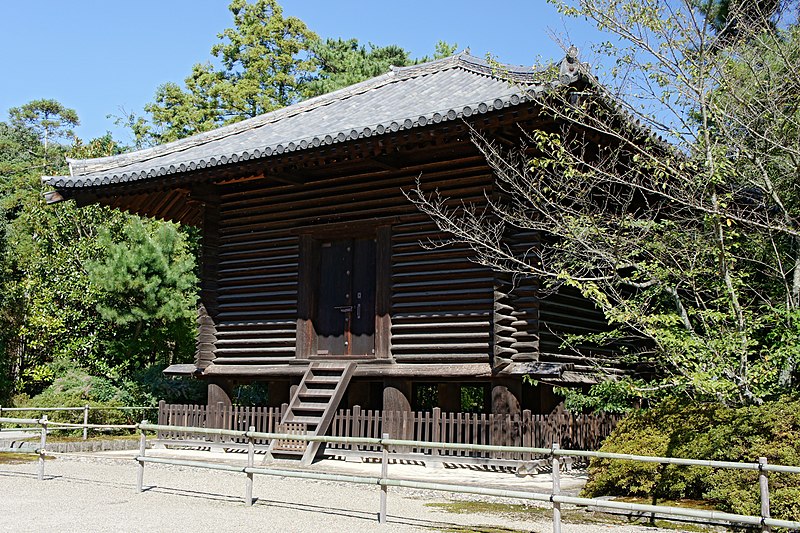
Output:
[[155, 403, 621, 457]]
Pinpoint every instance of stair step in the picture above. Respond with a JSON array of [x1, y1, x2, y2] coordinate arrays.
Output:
[[292, 401, 327, 411], [312, 362, 351, 370], [267, 361, 356, 465], [289, 415, 323, 425], [306, 375, 342, 384], [272, 449, 305, 457], [298, 389, 334, 398]]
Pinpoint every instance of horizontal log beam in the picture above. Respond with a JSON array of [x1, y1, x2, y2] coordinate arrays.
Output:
[[200, 362, 493, 379]]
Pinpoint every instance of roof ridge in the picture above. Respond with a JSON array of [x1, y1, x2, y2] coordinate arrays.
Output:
[[63, 51, 566, 179], [70, 56, 473, 176], [69, 69, 397, 175]]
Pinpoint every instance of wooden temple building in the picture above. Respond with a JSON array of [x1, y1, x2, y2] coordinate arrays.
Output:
[[43, 52, 616, 454]]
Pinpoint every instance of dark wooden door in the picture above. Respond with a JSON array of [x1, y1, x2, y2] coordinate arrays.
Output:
[[316, 238, 376, 355]]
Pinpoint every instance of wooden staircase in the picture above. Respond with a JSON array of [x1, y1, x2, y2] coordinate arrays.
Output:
[[266, 361, 355, 465]]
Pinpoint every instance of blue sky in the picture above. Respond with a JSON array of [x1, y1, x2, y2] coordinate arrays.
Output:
[[0, 1, 603, 143]]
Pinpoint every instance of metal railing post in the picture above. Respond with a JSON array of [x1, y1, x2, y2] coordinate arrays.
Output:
[[552, 442, 561, 533], [83, 404, 90, 440], [379, 432, 389, 524], [38, 415, 47, 481], [246, 426, 255, 506], [351, 405, 361, 455], [137, 421, 147, 492], [759, 457, 771, 533]]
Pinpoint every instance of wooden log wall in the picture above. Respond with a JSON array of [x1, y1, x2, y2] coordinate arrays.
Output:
[[196, 191, 220, 368], [390, 217, 493, 363], [492, 228, 540, 370], [539, 286, 617, 362], [207, 157, 497, 367]]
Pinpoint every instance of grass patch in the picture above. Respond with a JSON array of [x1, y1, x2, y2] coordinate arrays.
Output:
[[615, 496, 718, 511], [438, 527, 532, 533], [5, 432, 145, 444], [426, 501, 548, 518], [0, 453, 55, 465], [45, 433, 143, 443], [426, 500, 717, 532]]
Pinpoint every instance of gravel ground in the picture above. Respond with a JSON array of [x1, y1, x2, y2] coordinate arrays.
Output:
[[0, 452, 698, 533]]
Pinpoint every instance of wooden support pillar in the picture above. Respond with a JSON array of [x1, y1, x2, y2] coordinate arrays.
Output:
[[207, 379, 233, 451], [491, 378, 522, 448], [207, 378, 232, 433], [208, 379, 233, 409], [383, 379, 412, 442], [538, 384, 561, 414], [492, 379, 522, 415], [437, 383, 461, 413]]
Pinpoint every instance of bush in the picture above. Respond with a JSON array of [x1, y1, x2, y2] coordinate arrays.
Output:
[[583, 398, 800, 521], [8, 361, 135, 430], [5, 360, 207, 431], [128, 365, 206, 406]]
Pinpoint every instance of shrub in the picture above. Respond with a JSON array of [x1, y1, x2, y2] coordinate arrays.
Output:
[[128, 365, 206, 406], [6, 361, 207, 430], [583, 398, 800, 521]]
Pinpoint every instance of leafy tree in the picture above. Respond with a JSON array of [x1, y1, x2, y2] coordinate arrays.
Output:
[[0, 101, 199, 402], [305, 39, 458, 97], [142, 0, 318, 143], [410, 1, 800, 407], [8, 99, 79, 172], [129, 0, 454, 145], [696, 0, 784, 43], [305, 38, 412, 97], [86, 218, 198, 373]]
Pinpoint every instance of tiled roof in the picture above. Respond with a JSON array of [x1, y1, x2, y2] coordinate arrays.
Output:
[[43, 52, 585, 189]]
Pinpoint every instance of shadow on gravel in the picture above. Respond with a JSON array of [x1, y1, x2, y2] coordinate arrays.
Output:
[[0, 471, 61, 481], [0, 466, 530, 531]]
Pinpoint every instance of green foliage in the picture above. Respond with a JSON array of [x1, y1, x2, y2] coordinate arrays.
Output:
[[556, 380, 645, 414], [232, 382, 269, 406], [583, 399, 800, 521], [305, 38, 458, 97], [127, 365, 207, 406], [131, 0, 453, 145], [9, 360, 207, 430], [86, 218, 198, 373], [142, 0, 318, 143], [460, 385, 486, 413], [0, 100, 201, 402], [8, 99, 79, 152], [408, 0, 800, 408], [305, 38, 411, 97], [10, 360, 136, 428]]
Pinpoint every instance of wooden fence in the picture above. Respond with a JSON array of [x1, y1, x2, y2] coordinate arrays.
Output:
[[156, 401, 621, 461]]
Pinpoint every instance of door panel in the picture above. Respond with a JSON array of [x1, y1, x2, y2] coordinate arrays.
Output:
[[350, 238, 376, 355], [316, 240, 353, 355], [315, 237, 376, 356]]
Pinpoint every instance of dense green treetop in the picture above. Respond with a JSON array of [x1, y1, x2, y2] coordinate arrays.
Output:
[[128, 0, 453, 146], [142, 0, 318, 144], [0, 102, 198, 401]]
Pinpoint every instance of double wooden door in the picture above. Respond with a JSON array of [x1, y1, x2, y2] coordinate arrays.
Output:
[[316, 238, 376, 356]]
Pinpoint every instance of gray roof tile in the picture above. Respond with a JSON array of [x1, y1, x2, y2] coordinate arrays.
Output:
[[44, 52, 582, 189]]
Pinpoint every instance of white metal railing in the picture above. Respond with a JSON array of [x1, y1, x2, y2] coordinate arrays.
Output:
[[135, 422, 800, 532], [3, 417, 799, 532], [0, 405, 156, 440]]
